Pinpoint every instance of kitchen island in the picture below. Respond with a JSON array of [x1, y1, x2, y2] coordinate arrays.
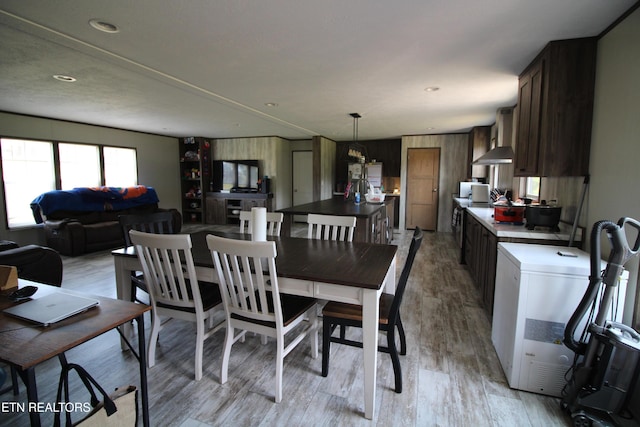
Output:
[[277, 196, 394, 244], [453, 197, 583, 316]]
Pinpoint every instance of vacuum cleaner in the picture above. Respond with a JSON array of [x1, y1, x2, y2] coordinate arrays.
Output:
[[562, 217, 640, 427]]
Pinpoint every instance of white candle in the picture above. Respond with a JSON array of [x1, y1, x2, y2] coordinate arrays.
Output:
[[251, 207, 267, 241]]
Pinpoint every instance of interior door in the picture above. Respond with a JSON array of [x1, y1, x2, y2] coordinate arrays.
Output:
[[406, 148, 440, 230], [292, 151, 313, 222]]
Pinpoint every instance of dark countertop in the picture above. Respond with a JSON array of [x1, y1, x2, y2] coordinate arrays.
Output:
[[277, 196, 388, 218]]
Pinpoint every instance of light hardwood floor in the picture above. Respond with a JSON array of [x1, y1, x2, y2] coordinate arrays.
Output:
[[0, 225, 571, 426]]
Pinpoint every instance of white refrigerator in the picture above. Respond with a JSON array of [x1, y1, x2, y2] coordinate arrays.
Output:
[[491, 243, 628, 397]]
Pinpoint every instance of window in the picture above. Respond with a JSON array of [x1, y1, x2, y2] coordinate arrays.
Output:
[[526, 177, 540, 199], [1, 138, 138, 228], [59, 143, 101, 189], [104, 147, 137, 187], [0, 139, 56, 228]]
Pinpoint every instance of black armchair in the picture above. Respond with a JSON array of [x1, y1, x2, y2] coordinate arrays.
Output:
[[0, 240, 63, 287]]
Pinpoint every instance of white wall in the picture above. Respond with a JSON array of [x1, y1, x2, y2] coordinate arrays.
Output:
[[0, 112, 180, 245], [588, 7, 640, 326]]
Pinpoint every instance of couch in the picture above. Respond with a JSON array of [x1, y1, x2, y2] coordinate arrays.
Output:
[[0, 240, 63, 286], [30, 186, 182, 256]]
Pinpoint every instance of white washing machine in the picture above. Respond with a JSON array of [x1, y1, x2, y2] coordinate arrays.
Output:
[[491, 243, 628, 397]]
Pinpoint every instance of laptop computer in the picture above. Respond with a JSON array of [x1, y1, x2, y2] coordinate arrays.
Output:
[[3, 292, 100, 326]]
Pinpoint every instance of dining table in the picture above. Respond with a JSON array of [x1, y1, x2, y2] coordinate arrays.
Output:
[[112, 230, 397, 420]]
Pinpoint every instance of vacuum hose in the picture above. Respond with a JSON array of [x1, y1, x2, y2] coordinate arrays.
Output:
[[563, 217, 640, 354]]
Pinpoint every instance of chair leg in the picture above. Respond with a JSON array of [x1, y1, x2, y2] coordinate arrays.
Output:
[[11, 367, 18, 395], [309, 307, 318, 359], [130, 279, 137, 303], [220, 325, 234, 384], [397, 316, 407, 356], [322, 318, 332, 377], [147, 311, 162, 368], [275, 335, 284, 403], [194, 318, 205, 381], [387, 327, 402, 393]]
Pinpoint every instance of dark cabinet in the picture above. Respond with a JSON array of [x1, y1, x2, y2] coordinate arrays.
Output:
[[335, 139, 401, 186], [180, 137, 211, 224], [482, 228, 498, 316], [515, 61, 543, 176], [206, 198, 226, 225], [464, 210, 578, 316], [205, 192, 273, 225], [468, 126, 491, 179], [514, 38, 597, 177], [464, 214, 498, 316]]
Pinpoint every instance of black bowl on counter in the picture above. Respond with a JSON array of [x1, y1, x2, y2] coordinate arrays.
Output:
[[525, 205, 562, 231]]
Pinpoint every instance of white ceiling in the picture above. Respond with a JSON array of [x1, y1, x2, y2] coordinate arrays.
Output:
[[0, 1, 637, 141]]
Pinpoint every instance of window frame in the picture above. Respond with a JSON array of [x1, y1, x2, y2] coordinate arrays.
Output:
[[0, 137, 138, 229]]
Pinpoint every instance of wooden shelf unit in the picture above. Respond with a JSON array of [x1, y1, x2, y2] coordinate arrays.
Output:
[[179, 137, 211, 224], [205, 192, 273, 225]]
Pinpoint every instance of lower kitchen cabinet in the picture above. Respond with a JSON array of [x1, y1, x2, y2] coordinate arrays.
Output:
[[463, 210, 574, 316], [465, 213, 497, 315]]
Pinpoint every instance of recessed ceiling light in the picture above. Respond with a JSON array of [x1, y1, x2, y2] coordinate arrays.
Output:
[[53, 75, 77, 82], [264, 102, 278, 107], [424, 87, 440, 92], [89, 19, 120, 33]]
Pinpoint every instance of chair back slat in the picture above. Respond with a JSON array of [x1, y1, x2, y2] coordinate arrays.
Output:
[[129, 231, 202, 311], [207, 235, 283, 326], [239, 211, 284, 236], [120, 211, 175, 247], [307, 214, 356, 242], [388, 227, 424, 325]]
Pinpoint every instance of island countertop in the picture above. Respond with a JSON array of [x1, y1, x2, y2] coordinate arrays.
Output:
[[277, 196, 393, 243], [277, 196, 388, 218]]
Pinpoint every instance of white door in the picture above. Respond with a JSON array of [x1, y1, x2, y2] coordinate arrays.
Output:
[[292, 151, 313, 223]]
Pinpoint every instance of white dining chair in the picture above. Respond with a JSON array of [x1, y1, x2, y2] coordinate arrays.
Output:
[[129, 230, 225, 381], [238, 210, 284, 236], [307, 213, 357, 242], [206, 234, 318, 403]]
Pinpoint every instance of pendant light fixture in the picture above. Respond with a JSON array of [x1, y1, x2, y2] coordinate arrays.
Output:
[[347, 113, 365, 159]]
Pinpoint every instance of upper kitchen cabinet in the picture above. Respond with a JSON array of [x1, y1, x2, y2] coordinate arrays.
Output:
[[467, 126, 491, 179], [335, 139, 401, 185], [514, 38, 597, 177]]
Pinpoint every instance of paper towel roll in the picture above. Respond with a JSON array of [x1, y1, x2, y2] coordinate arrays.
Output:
[[251, 207, 267, 241]]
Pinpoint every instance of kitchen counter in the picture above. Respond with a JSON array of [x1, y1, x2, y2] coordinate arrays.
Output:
[[277, 196, 394, 243], [454, 196, 583, 317], [453, 197, 581, 243]]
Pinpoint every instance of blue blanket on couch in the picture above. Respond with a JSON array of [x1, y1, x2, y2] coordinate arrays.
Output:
[[30, 186, 160, 223]]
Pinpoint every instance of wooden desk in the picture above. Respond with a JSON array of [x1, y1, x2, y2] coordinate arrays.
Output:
[[112, 231, 397, 420], [0, 281, 151, 427]]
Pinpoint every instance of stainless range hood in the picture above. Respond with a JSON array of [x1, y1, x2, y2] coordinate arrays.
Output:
[[472, 146, 514, 165]]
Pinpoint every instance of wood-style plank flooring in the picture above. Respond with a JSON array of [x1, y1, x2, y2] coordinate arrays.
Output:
[[0, 224, 571, 426]]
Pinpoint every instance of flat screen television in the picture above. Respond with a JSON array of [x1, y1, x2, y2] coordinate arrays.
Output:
[[212, 160, 260, 192]]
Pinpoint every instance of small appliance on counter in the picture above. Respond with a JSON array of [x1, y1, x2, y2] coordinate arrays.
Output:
[[525, 203, 562, 231], [471, 184, 490, 203], [494, 201, 526, 224]]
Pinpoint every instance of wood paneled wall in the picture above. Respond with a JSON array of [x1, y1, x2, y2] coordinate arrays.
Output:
[[312, 136, 336, 201], [211, 136, 291, 209], [401, 134, 469, 232]]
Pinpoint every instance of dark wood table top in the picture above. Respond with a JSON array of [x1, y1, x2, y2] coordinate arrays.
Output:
[[115, 231, 398, 290], [276, 197, 386, 218], [0, 283, 151, 370]]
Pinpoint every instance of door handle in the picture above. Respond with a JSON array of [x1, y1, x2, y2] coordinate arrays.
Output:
[[433, 188, 438, 192]]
